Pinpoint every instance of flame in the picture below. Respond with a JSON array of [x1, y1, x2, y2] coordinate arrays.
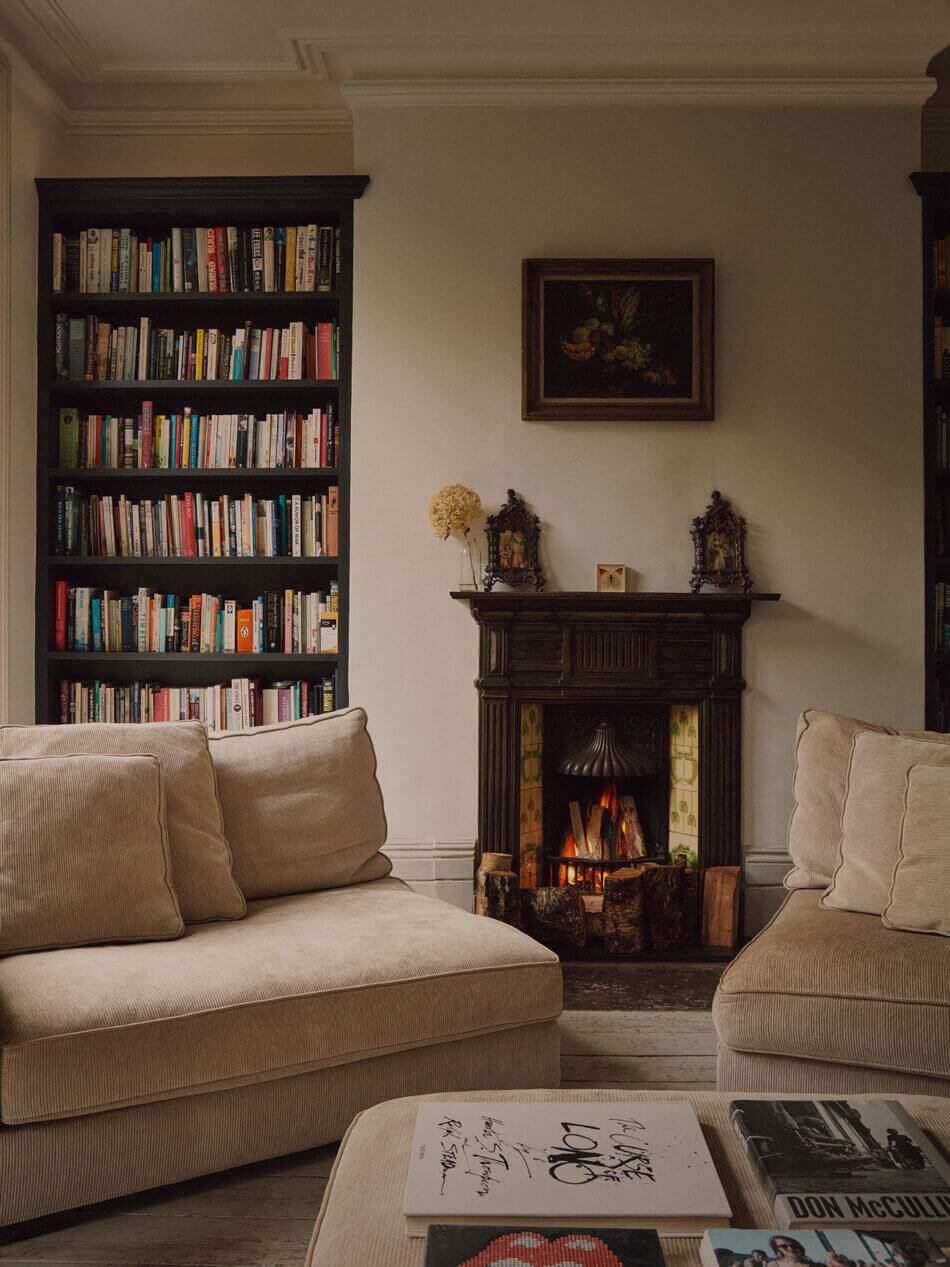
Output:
[[553, 779, 642, 887]]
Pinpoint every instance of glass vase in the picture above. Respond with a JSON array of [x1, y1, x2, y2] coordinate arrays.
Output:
[[458, 528, 482, 591]]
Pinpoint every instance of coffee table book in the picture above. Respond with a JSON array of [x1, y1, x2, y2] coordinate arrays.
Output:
[[700, 1226, 948, 1267], [403, 1101, 732, 1238], [424, 1225, 667, 1267], [730, 1099, 950, 1233]]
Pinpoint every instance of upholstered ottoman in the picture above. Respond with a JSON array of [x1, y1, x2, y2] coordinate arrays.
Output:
[[305, 1089, 950, 1267]]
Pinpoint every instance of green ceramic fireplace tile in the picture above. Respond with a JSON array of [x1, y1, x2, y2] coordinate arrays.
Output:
[[669, 703, 699, 846]]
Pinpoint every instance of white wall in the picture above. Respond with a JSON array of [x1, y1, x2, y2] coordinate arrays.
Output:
[[3, 61, 63, 723], [349, 103, 923, 861]]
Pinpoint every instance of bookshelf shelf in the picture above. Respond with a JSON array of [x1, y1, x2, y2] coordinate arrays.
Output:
[[913, 172, 950, 728], [48, 556, 340, 566], [49, 380, 340, 398], [49, 467, 339, 482], [48, 290, 341, 313], [47, 652, 339, 664], [36, 175, 368, 726]]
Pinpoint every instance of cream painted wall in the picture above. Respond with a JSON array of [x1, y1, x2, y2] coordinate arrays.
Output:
[[53, 131, 352, 179], [349, 104, 923, 856], [5, 69, 63, 722]]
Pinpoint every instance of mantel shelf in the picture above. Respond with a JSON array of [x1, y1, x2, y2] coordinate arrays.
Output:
[[451, 590, 780, 615]]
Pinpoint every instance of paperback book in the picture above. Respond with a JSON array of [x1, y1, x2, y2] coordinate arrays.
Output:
[[729, 1100, 950, 1232], [424, 1225, 666, 1267], [700, 1226, 948, 1267], [404, 1101, 732, 1238]]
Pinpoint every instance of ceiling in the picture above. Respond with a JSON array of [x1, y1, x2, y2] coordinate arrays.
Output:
[[1, 0, 948, 115]]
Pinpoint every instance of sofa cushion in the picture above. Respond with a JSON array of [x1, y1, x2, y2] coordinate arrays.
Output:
[[208, 707, 391, 899], [784, 708, 894, 891], [712, 889, 950, 1080], [0, 722, 245, 924], [883, 763, 950, 937], [0, 877, 562, 1125], [0, 753, 183, 955], [822, 731, 950, 916]]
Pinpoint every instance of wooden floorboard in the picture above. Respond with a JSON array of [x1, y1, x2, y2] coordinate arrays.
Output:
[[0, 1007, 717, 1265]]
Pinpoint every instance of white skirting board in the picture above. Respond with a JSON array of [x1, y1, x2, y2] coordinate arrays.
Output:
[[382, 840, 792, 931], [381, 839, 475, 911]]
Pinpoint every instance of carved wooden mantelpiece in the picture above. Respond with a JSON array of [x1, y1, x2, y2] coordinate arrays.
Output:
[[452, 590, 779, 881]]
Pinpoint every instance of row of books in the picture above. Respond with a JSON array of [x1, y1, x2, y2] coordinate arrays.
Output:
[[54, 315, 339, 382], [53, 584, 340, 655], [934, 236, 950, 289], [934, 582, 950, 652], [405, 1098, 950, 1260], [59, 405, 338, 471], [58, 676, 337, 729], [51, 225, 340, 294], [936, 406, 950, 471], [54, 486, 338, 559], [934, 318, 950, 379]]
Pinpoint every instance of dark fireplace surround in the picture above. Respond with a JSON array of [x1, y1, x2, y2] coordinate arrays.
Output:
[[454, 591, 778, 958]]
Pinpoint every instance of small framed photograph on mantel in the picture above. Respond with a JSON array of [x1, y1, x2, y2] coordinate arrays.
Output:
[[522, 257, 714, 422]]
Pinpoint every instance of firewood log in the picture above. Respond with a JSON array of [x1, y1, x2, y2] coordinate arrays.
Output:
[[520, 885, 586, 947], [621, 794, 649, 859], [702, 865, 742, 946], [585, 804, 606, 859], [603, 861, 692, 952], [602, 862, 654, 953], [643, 864, 690, 951], [474, 852, 513, 916], [569, 802, 587, 855], [483, 870, 522, 928]]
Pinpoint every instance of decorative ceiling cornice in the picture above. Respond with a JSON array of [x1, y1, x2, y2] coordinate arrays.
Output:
[[343, 76, 932, 109]]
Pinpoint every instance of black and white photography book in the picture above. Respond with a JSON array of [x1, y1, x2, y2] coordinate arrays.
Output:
[[730, 1100, 950, 1230], [700, 1226, 948, 1267]]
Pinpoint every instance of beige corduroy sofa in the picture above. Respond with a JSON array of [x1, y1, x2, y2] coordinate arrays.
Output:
[[0, 709, 562, 1227], [714, 708, 950, 1095]]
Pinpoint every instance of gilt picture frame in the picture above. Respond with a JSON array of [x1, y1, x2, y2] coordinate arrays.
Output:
[[522, 257, 714, 421]]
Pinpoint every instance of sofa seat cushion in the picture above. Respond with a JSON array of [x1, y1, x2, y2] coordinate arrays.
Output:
[[0, 878, 561, 1126], [712, 889, 950, 1080]]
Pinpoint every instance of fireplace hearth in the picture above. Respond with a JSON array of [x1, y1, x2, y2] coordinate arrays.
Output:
[[454, 590, 779, 959]]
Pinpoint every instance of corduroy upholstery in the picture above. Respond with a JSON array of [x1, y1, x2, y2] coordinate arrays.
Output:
[[713, 890, 950, 1090], [208, 707, 393, 898], [0, 753, 183, 954], [0, 1021, 560, 1226], [0, 721, 245, 923], [716, 1045, 950, 1095], [882, 762, 950, 937], [0, 877, 561, 1126], [305, 1091, 950, 1267]]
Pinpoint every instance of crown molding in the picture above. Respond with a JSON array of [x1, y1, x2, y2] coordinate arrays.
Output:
[[7, 0, 98, 83], [65, 107, 352, 136], [344, 76, 932, 109]]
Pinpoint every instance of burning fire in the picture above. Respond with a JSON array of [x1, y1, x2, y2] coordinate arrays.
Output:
[[557, 779, 644, 889]]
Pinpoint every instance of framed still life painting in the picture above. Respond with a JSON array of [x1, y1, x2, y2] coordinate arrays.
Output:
[[522, 258, 714, 421]]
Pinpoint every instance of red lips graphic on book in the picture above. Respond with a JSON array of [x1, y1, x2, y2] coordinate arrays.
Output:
[[458, 1230, 625, 1266]]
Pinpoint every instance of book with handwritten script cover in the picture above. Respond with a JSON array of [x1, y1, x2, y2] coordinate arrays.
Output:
[[424, 1225, 667, 1266], [404, 1101, 731, 1237]]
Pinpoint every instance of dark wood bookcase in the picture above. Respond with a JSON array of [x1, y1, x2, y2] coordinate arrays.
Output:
[[912, 172, 950, 729], [34, 175, 368, 725]]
